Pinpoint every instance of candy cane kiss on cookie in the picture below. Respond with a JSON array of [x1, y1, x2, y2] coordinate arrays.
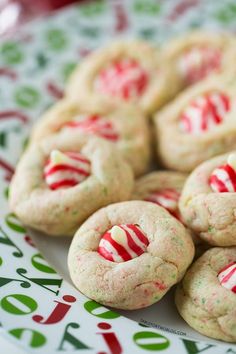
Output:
[[44, 150, 91, 190], [63, 114, 119, 142], [9, 139, 134, 236], [179, 91, 230, 135], [178, 46, 221, 86], [210, 153, 236, 193], [179, 151, 236, 246], [218, 262, 236, 294], [154, 61, 236, 173], [98, 224, 149, 262], [68, 201, 194, 309]]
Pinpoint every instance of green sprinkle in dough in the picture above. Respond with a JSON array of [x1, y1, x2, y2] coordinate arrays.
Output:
[[208, 226, 214, 233]]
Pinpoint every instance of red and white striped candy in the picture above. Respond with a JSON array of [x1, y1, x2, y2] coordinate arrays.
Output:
[[44, 150, 91, 190], [144, 188, 181, 220], [178, 46, 221, 85], [64, 114, 119, 142], [210, 153, 236, 193], [95, 58, 148, 100], [218, 262, 236, 294], [98, 224, 149, 262], [180, 91, 230, 135]]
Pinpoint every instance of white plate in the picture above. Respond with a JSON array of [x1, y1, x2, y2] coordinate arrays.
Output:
[[0, 0, 236, 352]]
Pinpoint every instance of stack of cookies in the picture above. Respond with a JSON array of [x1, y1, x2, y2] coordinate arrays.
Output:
[[9, 31, 236, 343]]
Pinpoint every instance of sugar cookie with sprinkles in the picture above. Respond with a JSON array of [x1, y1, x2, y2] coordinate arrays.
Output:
[[162, 31, 235, 92], [31, 99, 150, 176], [68, 201, 194, 310], [66, 41, 179, 115], [179, 151, 236, 246], [155, 71, 236, 172], [175, 247, 236, 342], [9, 138, 134, 236]]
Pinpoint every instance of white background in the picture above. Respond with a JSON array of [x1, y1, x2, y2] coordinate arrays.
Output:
[[0, 337, 27, 354]]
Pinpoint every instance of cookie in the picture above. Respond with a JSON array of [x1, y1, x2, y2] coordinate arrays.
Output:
[[132, 171, 187, 221], [66, 40, 178, 115], [9, 138, 134, 236], [162, 31, 235, 91], [68, 200, 194, 310], [132, 170, 202, 245], [155, 72, 236, 172], [179, 151, 236, 246], [31, 99, 150, 176], [175, 247, 236, 342]]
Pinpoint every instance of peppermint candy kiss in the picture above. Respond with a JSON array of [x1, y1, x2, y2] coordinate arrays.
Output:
[[144, 188, 181, 220], [98, 224, 149, 262], [218, 262, 236, 294], [64, 114, 119, 142], [95, 58, 149, 100], [180, 92, 230, 135], [210, 153, 236, 193], [44, 150, 91, 190], [178, 46, 221, 85]]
